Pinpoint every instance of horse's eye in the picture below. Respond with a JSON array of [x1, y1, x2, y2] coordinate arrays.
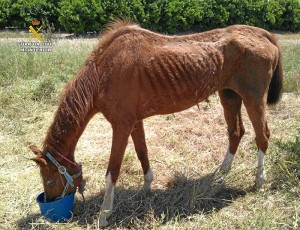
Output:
[[46, 179, 55, 187]]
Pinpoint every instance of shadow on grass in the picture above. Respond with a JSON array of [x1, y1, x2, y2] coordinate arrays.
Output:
[[18, 173, 246, 229]]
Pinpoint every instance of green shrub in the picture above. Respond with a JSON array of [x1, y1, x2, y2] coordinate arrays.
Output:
[[59, 0, 105, 33], [279, 0, 300, 31], [7, 0, 58, 29], [143, 0, 162, 31], [101, 0, 131, 23], [224, 0, 250, 26], [0, 0, 11, 28], [128, 0, 147, 26], [1, 0, 300, 33], [199, 0, 229, 30], [158, 0, 203, 33], [266, 0, 285, 29]]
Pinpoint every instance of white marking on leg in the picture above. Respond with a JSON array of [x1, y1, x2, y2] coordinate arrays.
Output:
[[99, 172, 115, 227], [256, 149, 266, 190], [143, 167, 153, 190], [220, 148, 235, 174]]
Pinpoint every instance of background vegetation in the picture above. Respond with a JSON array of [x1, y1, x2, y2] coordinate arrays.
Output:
[[1, 0, 300, 33]]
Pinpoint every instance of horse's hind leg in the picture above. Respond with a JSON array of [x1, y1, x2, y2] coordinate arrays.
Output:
[[243, 98, 270, 190], [219, 89, 245, 174], [131, 120, 153, 190]]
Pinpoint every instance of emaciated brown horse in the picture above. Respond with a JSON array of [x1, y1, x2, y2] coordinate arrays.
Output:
[[30, 20, 282, 226]]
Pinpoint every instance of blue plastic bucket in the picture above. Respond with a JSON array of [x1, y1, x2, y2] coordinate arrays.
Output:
[[36, 192, 75, 222]]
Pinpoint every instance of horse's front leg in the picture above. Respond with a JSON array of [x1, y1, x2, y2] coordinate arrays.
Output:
[[99, 121, 134, 227], [131, 120, 153, 190]]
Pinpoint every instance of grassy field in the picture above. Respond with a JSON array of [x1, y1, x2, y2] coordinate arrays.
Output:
[[0, 32, 299, 229]]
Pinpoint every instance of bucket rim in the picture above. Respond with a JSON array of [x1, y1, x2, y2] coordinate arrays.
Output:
[[36, 192, 75, 205]]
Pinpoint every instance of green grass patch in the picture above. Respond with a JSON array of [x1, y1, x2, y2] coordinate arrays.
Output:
[[271, 129, 300, 193], [281, 42, 300, 94], [0, 39, 94, 119]]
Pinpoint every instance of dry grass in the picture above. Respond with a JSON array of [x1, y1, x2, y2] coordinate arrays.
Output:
[[0, 37, 299, 229], [276, 32, 300, 41]]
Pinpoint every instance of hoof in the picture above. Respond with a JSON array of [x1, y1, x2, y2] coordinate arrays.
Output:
[[255, 171, 266, 191], [142, 181, 151, 191], [214, 167, 228, 184], [98, 209, 112, 227], [99, 215, 108, 227], [215, 175, 225, 184], [255, 180, 265, 191]]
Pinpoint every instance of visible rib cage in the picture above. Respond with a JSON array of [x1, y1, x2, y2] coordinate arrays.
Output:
[[137, 42, 224, 116]]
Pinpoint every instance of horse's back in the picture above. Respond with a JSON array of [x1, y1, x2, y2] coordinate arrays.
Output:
[[95, 23, 280, 119]]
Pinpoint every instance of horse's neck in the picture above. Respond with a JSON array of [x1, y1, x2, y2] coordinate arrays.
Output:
[[43, 96, 96, 160], [43, 61, 100, 159]]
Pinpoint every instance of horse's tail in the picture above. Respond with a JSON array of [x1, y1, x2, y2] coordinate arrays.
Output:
[[267, 42, 283, 105]]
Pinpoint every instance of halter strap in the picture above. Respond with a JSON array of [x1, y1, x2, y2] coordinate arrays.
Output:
[[45, 151, 84, 199], [46, 152, 75, 188]]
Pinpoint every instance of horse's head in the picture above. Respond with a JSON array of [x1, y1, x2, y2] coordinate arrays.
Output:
[[29, 145, 84, 201]]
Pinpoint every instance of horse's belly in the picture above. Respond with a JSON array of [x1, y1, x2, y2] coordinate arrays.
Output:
[[138, 90, 211, 118]]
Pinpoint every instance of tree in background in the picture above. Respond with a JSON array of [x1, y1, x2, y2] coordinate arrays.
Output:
[[59, 0, 147, 33], [0, 0, 11, 29], [158, 0, 203, 33], [199, 0, 229, 30], [266, 0, 285, 30], [143, 0, 162, 31], [4, 0, 58, 29], [1, 0, 299, 33], [59, 0, 105, 33], [224, 0, 250, 26], [279, 0, 300, 31]]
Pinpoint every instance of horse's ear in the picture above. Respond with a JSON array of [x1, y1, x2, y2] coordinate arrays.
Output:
[[30, 156, 47, 166], [29, 145, 42, 155], [29, 145, 47, 166]]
